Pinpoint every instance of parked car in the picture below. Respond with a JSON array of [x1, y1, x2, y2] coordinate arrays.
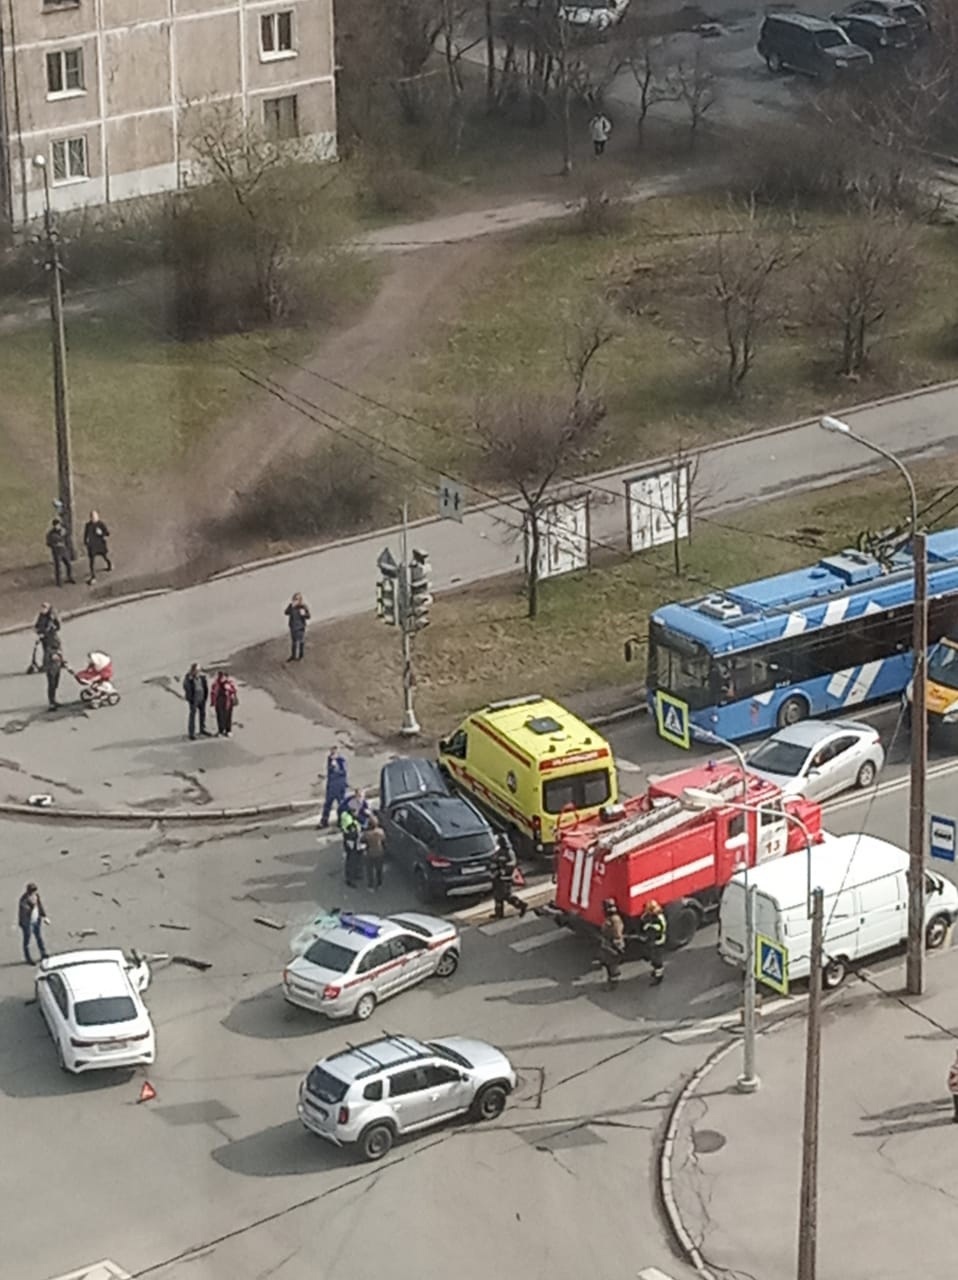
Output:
[[282, 911, 460, 1022], [745, 719, 884, 801], [843, 0, 929, 39], [758, 12, 873, 76], [35, 949, 155, 1074], [833, 9, 913, 52], [559, 0, 630, 31], [298, 1032, 517, 1161], [379, 757, 497, 902]]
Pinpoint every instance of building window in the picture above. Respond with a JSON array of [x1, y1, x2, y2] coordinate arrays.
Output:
[[260, 10, 295, 58], [263, 95, 299, 141], [46, 48, 85, 96], [51, 136, 88, 183]]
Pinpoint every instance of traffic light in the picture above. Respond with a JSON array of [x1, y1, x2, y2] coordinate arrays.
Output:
[[408, 549, 432, 631], [376, 547, 400, 626]]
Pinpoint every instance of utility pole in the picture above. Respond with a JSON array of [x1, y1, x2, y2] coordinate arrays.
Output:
[[739, 882, 759, 1093], [797, 886, 825, 1280], [35, 154, 74, 541], [907, 529, 928, 996]]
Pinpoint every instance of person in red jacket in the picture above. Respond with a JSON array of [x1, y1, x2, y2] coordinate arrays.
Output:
[[210, 670, 239, 737]]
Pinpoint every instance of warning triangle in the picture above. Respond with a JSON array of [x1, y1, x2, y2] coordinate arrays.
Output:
[[137, 1080, 157, 1104]]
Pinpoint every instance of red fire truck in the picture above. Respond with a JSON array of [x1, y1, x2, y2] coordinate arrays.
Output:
[[547, 761, 823, 949]]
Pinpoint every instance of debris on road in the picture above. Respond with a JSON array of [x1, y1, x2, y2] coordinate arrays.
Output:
[[68, 929, 97, 940], [27, 794, 53, 807], [172, 955, 212, 971], [254, 915, 285, 930], [158, 922, 190, 931]]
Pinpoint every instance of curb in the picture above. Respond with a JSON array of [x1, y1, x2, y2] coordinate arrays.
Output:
[[0, 797, 321, 825], [0, 587, 171, 639]]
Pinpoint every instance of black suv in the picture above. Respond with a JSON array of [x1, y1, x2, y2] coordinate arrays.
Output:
[[379, 757, 497, 902], [833, 10, 912, 53], [758, 12, 873, 77], [843, 0, 929, 39]]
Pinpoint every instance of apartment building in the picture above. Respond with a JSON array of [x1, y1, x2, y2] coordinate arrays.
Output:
[[0, 0, 337, 227]]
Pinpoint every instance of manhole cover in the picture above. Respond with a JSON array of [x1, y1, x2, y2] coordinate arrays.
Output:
[[692, 1128, 726, 1154]]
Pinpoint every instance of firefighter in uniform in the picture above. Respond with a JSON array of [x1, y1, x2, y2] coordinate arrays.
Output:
[[638, 899, 667, 984], [598, 897, 626, 988], [491, 834, 527, 920]]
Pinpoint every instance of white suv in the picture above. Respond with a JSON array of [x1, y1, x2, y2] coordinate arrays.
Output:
[[298, 1033, 516, 1161]]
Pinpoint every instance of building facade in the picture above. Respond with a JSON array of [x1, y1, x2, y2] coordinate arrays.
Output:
[[0, 0, 337, 227]]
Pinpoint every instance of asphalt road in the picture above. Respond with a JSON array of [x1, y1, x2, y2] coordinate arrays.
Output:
[[5, 749, 958, 1280]]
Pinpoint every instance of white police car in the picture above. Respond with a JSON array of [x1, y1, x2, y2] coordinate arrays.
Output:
[[282, 912, 460, 1022]]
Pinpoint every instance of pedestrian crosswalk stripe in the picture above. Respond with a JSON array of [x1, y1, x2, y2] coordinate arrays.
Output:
[[478, 915, 529, 936], [510, 929, 566, 954], [638, 1268, 680, 1280], [48, 1262, 130, 1280]]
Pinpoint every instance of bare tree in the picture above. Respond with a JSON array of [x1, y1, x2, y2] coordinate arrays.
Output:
[[616, 35, 677, 147], [669, 49, 718, 147], [473, 318, 613, 618], [807, 209, 918, 377], [711, 205, 797, 393]]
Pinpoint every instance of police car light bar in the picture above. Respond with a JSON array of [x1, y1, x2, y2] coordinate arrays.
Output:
[[338, 913, 381, 938]]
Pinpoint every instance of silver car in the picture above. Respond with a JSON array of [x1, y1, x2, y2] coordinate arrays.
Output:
[[282, 911, 460, 1022], [298, 1033, 517, 1161], [746, 719, 884, 801]]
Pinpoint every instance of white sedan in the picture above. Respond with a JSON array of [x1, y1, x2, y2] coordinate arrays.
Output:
[[560, 0, 630, 30], [746, 719, 885, 802], [35, 949, 155, 1074]]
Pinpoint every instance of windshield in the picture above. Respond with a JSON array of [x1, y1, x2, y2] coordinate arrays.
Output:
[[747, 739, 810, 776], [428, 1041, 473, 1068], [302, 938, 358, 972], [442, 833, 496, 861], [816, 30, 849, 46], [305, 1066, 349, 1104], [74, 996, 137, 1026], [542, 768, 611, 815], [648, 623, 714, 709], [928, 640, 958, 691]]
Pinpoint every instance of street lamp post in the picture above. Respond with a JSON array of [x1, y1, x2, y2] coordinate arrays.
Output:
[[34, 154, 75, 544], [820, 415, 926, 997]]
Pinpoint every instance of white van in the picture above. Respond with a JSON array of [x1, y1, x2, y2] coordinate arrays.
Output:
[[719, 832, 958, 989]]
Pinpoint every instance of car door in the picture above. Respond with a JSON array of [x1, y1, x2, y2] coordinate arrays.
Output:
[[802, 740, 836, 800], [385, 807, 414, 869], [389, 932, 433, 988], [38, 972, 69, 1057], [855, 873, 906, 956], [756, 800, 788, 862], [421, 1061, 475, 1121], [361, 941, 403, 1001], [823, 734, 864, 796], [386, 1065, 437, 1132]]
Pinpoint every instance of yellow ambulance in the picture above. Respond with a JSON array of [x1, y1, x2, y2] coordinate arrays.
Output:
[[438, 695, 618, 856]]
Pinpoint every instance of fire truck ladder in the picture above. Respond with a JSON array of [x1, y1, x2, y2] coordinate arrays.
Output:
[[602, 771, 744, 861]]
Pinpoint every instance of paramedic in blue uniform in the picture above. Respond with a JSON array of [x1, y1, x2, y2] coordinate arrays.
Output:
[[321, 747, 348, 826]]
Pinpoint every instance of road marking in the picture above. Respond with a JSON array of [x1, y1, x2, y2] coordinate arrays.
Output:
[[48, 1263, 130, 1280], [662, 995, 794, 1043], [687, 980, 739, 1007], [617, 756, 643, 774], [510, 928, 566, 953], [638, 1269, 680, 1280], [826, 757, 958, 811], [478, 914, 531, 936]]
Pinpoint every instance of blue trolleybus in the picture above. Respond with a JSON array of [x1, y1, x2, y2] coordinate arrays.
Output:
[[647, 529, 958, 743]]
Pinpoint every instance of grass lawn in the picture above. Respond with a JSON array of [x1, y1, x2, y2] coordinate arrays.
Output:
[[249, 457, 958, 736]]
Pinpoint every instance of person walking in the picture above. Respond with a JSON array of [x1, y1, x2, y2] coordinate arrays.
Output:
[[43, 640, 67, 711], [491, 833, 527, 920], [597, 897, 626, 988], [82, 510, 112, 584], [589, 111, 613, 156], [183, 663, 211, 740], [45, 517, 75, 587], [284, 592, 311, 662], [340, 808, 363, 888], [320, 747, 349, 826], [18, 882, 49, 964], [30, 603, 60, 672], [210, 670, 238, 737], [949, 1050, 958, 1123], [637, 899, 667, 985], [364, 815, 386, 891]]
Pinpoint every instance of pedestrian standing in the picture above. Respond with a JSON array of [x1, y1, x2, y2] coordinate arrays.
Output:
[[320, 746, 348, 826], [589, 112, 612, 156], [597, 897, 626, 988], [82, 510, 112, 584], [183, 662, 211, 740], [949, 1050, 958, 1124], [210, 670, 238, 737], [491, 833, 527, 920], [45, 517, 75, 587], [43, 640, 67, 711], [284, 592, 311, 662], [364, 815, 386, 890], [18, 882, 49, 964], [340, 808, 363, 888], [637, 899, 667, 985], [30, 603, 60, 673]]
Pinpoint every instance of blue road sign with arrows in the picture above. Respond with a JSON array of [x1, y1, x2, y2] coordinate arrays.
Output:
[[755, 933, 789, 995]]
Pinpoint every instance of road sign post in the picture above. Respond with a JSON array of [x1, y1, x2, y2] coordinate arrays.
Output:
[[438, 478, 464, 522], [930, 814, 956, 862], [654, 691, 690, 750], [755, 933, 789, 996]]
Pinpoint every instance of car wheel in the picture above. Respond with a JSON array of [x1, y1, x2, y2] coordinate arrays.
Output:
[[855, 760, 877, 789], [663, 902, 699, 950], [353, 991, 377, 1022], [766, 51, 783, 71], [926, 915, 951, 951], [107, 692, 121, 706], [822, 957, 847, 989], [472, 1082, 509, 1122], [359, 1122, 395, 1162], [414, 867, 434, 904], [777, 696, 808, 729], [435, 949, 459, 978]]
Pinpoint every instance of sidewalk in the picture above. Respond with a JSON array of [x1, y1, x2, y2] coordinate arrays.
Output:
[[665, 950, 958, 1280]]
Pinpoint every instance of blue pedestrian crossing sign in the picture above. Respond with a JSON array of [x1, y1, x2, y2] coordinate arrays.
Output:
[[930, 815, 956, 863], [654, 691, 690, 750], [755, 933, 789, 995]]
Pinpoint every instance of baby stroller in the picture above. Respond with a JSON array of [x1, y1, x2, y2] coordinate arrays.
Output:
[[73, 651, 120, 708]]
